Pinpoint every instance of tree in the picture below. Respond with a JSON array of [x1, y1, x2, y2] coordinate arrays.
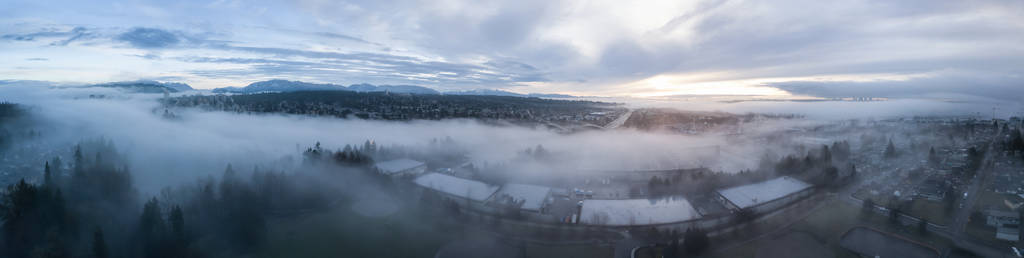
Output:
[[929, 147, 939, 165], [820, 145, 832, 164], [73, 145, 84, 176], [44, 161, 53, 188], [861, 199, 875, 219], [943, 186, 957, 214], [683, 227, 710, 255], [93, 227, 108, 258], [821, 166, 839, 187], [888, 205, 902, 225], [138, 197, 165, 258], [665, 229, 680, 258], [918, 218, 929, 235], [884, 139, 898, 159], [168, 205, 186, 257], [734, 208, 756, 224]]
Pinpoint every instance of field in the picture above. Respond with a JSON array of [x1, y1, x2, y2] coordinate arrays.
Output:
[[709, 199, 858, 258], [853, 188, 951, 226], [710, 197, 953, 258]]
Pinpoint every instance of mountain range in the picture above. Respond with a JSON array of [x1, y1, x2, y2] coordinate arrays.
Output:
[[92, 80, 194, 93], [81, 79, 574, 98], [211, 79, 575, 98]]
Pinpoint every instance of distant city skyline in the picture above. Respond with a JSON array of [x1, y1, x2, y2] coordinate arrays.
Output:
[[2, 0, 1022, 100]]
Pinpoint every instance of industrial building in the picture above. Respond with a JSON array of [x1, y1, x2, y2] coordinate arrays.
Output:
[[489, 183, 553, 213], [375, 158, 427, 177], [716, 176, 813, 213], [413, 173, 499, 202], [579, 197, 701, 226]]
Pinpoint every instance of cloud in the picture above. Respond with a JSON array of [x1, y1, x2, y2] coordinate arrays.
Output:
[[116, 27, 181, 48], [173, 46, 550, 88], [1, 0, 1022, 96], [1, 26, 94, 46], [767, 72, 1024, 101]]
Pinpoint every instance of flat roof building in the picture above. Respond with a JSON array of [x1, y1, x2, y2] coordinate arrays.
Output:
[[376, 158, 427, 177], [414, 173, 499, 202], [490, 183, 552, 212], [579, 197, 701, 226], [717, 176, 812, 210]]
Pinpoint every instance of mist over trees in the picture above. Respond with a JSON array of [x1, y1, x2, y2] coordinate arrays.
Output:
[[0, 138, 391, 258]]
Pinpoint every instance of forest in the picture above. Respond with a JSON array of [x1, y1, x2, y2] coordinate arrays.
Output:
[[0, 137, 393, 258]]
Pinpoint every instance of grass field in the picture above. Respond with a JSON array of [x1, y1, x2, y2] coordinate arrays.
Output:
[[711, 198, 954, 258], [906, 198, 952, 226], [853, 188, 952, 226], [965, 223, 999, 244], [709, 200, 859, 258]]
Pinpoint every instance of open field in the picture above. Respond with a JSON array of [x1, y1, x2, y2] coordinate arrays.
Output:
[[840, 227, 940, 258], [710, 197, 957, 258], [853, 188, 951, 226], [709, 199, 858, 258]]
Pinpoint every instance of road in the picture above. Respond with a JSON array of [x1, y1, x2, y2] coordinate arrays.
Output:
[[603, 109, 633, 130]]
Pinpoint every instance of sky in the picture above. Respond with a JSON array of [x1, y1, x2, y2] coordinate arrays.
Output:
[[1, 0, 1022, 99]]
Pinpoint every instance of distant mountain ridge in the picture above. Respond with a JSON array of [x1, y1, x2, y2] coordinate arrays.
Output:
[[444, 89, 575, 99], [211, 79, 441, 95], [211, 79, 574, 98], [92, 80, 194, 93]]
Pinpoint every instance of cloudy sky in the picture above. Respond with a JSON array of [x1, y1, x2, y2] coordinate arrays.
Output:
[[1, 0, 1022, 98]]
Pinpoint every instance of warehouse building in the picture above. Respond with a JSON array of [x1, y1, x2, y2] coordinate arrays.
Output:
[[489, 183, 553, 213], [375, 158, 427, 177], [579, 197, 701, 226], [716, 176, 813, 213], [414, 173, 499, 203]]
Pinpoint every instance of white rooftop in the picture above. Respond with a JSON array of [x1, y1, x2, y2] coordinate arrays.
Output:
[[414, 173, 499, 202], [376, 159, 425, 175], [580, 198, 701, 226], [717, 176, 812, 209], [491, 184, 552, 212]]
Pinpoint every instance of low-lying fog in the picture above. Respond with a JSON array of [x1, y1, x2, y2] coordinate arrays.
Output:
[[1, 83, 1017, 194]]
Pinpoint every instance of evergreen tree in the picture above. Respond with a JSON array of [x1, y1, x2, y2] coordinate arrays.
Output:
[[683, 227, 709, 255], [73, 145, 84, 176], [93, 227, 108, 258], [44, 161, 53, 188], [884, 139, 897, 159], [820, 145, 832, 164], [138, 197, 165, 258], [928, 147, 939, 165], [168, 205, 186, 256]]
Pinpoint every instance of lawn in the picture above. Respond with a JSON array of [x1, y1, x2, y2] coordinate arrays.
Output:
[[905, 198, 951, 226], [964, 223, 998, 244], [710, 198, 954, 258], [854, 187, 952, 226], [709, 200, 859, 258]]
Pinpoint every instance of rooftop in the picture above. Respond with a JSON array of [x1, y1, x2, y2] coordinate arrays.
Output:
[[491, 183, 552, 212], [414, 173, 499, 202], [376, 158, 425, 175], [716, 176, 812, 209], [579, 197, 701, 226]]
